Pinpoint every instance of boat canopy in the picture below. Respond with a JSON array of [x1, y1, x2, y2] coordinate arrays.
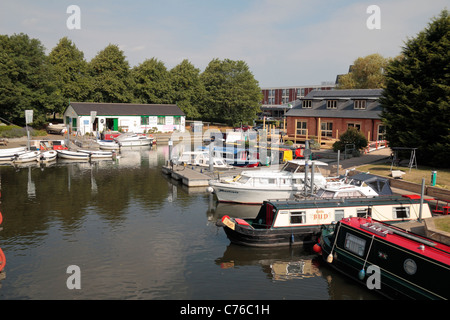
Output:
[[348, 173, 393, 196]]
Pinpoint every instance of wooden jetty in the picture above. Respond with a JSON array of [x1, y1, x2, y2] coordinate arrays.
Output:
[[162, 165, 260, 187]]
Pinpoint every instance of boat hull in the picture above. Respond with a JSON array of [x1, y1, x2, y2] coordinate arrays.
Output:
[[40, 151, 57, 162], [209, 182, 301, 204], [14, 151, 40, 163], [217, 216, 319, 247], [319, 220, 450, 300], [56, 150, 90, 160]]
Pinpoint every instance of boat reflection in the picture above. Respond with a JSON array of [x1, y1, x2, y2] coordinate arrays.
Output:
[[207, 199, 261, 222], [215, 244, 322, 280]]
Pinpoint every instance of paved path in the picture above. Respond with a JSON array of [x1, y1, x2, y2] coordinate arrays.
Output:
[[329, 147, 392, 170]]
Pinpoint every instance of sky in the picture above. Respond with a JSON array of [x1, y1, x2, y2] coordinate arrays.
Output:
[[0, 0, 447, 87]]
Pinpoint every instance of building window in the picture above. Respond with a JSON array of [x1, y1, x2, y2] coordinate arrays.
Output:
[[141, 116, 149, 126], [296, 121, 307, 135], [290, 211, 306, 224], [174, 116, 181, 125], [321, 122, 333, 137], [377, 125, 386, 141], [347, 123, 361, 131], [302, 100, 312, 108], [354, 100, 366, 109], [326, 100, 337, 109], [157, 116, 165, 125]]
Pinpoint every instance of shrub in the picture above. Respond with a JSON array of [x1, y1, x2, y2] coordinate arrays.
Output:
[[332, 127, 368, 152]]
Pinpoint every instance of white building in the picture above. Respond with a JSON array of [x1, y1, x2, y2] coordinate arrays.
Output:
[[64, 102, 186, 135]]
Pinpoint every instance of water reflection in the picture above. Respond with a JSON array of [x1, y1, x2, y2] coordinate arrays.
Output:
[[0, 144, 382, 300]]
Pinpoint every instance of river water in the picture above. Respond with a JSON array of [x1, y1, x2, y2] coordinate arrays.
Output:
[[0, 145, 381, 301]]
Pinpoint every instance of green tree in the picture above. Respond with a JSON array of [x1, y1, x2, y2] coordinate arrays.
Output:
[[380, 10, 449, 167], [47, 37, 90, 117], [0, 33, 52, 126], [337, 53, 391, 89], [200, 58, 262, 126], [132, 58, 172, 104], [169, 59, 205, 119], [88, 44, 134, 103]]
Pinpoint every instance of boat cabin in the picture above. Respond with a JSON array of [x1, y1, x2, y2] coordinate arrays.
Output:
[[250, 196, 433, 230]]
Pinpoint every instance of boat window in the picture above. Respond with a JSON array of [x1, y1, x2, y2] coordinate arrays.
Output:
[[282, 162, 302, 173], [344, 233, 366, 257], [236, 176, 250, 184], [317, 189, 335, 198], [357, 208, 369, 217], [393, 206, 410, 219], [334, 209, 344, 221], [290, 211, 306, 224]]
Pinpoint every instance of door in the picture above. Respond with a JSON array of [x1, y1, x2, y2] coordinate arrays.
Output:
[[113, 118, 119, 131]]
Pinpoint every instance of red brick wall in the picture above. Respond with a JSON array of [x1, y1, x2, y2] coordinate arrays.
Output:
[[287, 117, 384, 141]]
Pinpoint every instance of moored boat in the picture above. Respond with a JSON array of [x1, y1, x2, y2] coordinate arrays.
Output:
[[97, 139, 120, 150], [318, 216, 450, 300], [208, 159, 329, 204], [13, 151, 40, 163], [216, 195, 434, 247], [172, 151, 231, 169], [40, 150, 57, 162], [56, 149, 90, 161], [114, 133, 153, 147], [78, 149, 114, 159]]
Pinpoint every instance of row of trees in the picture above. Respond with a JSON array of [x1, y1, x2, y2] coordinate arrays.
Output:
[[0, 34, 262, 127]]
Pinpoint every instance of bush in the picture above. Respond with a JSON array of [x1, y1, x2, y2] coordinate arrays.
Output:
[[332, 127, 368, 152]]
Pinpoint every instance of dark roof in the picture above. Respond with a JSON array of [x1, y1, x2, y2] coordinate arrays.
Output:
[[285, 89, 382, 119], [68, 102, 185, 116]]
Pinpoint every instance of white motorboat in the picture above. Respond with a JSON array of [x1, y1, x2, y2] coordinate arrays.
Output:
[[78, 149, 114, 159], [97, 140, 120, 150], [40, 150, 57, 162], [114, 133, 153, 147], [56, 149, 90, 161], [13, 151, 41, 163], [46, 123, 67, 134], [208, 160, 329, 204], [172, 151, 231, 169]]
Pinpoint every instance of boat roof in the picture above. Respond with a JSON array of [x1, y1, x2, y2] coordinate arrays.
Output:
[[285, 159, 328, 166], [341, 217, 450, 265], [265, 195, 432, 210]]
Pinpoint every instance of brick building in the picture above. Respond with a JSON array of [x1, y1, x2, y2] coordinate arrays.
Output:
[[285, 89, 386, 143], [260, 84, 335, 118]]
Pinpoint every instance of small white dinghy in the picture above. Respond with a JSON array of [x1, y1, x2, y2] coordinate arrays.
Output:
[[97, 140, 120, 150], [40, 150, 57, 162], [13, 151, 40, 163], [56, 149, 90, 161]]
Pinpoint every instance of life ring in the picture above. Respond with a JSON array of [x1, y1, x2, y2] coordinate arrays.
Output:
[[0, 247, 5, 272]]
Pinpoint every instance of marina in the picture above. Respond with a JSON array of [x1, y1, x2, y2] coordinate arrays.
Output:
[[0, 137, 448, 301]]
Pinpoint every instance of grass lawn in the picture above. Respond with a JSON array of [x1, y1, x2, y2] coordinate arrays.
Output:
[[356, 163, 450, 190]]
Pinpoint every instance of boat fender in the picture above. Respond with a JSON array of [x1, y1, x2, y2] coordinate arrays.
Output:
[[313, 243, 322, 254], [290, 234, 294, 244], [206, 187, 214, 193], [358, 269, 366, 280], [0, 247, 5, 272], [0, 211, 2, 225]]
